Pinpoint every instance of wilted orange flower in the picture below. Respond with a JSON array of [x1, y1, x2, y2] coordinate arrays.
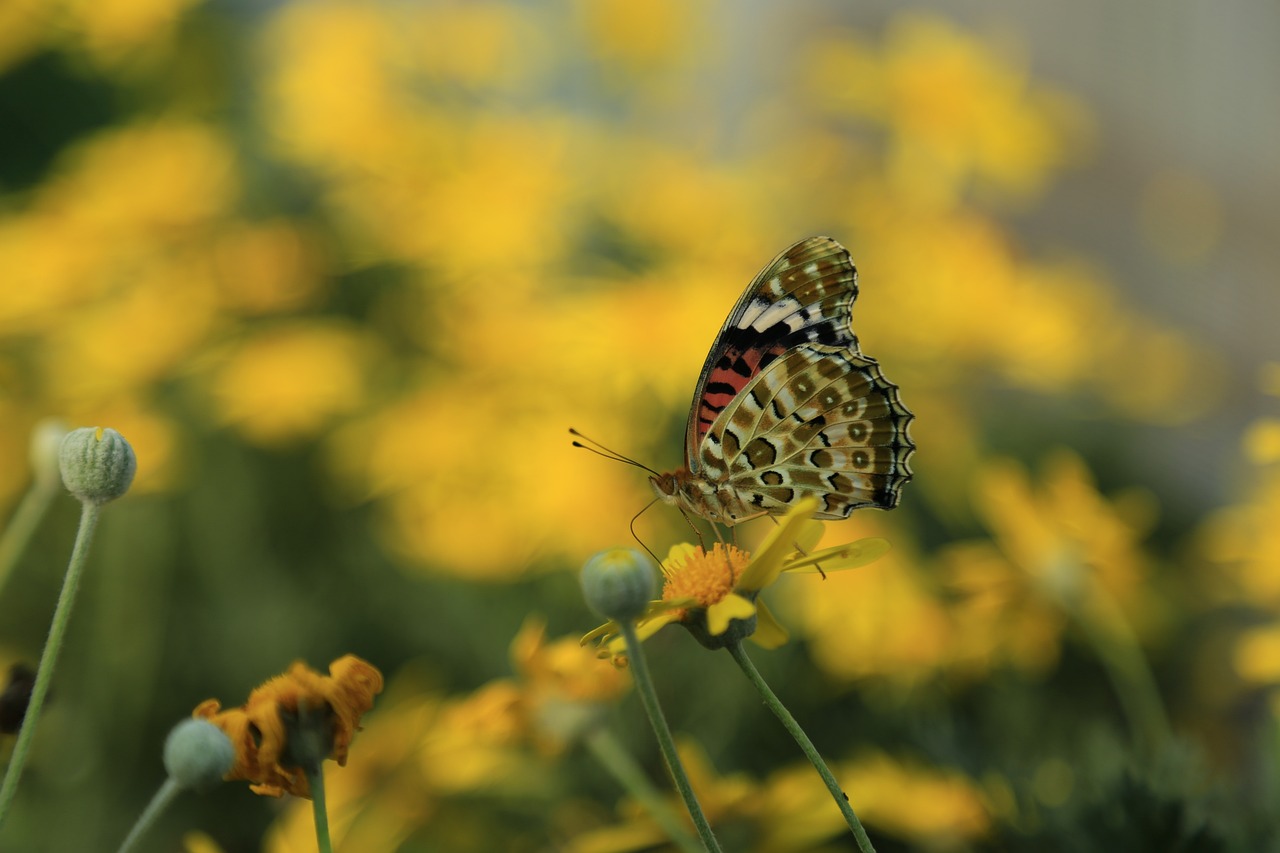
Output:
[[193, 654, 383, 798]]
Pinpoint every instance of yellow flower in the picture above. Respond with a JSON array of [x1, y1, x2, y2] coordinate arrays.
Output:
[[192, 654, 383, 798], [205, 321, 374, 446], [942, 451, 1156, 674], [839, 752, 992, 843], [584, 498, 889, 659], [567, 741, 990, 853], [510, 617, 631, 752]]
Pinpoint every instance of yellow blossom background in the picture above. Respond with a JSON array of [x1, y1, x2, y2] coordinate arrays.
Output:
[[0, 1, 1275, 850]]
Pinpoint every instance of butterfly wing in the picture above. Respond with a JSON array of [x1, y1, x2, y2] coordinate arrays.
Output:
[[699, 343, 915, 519], [684, 237, 861, 474]]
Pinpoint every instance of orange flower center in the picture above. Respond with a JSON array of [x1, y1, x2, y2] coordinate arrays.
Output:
[[662, 543, 750, 610]]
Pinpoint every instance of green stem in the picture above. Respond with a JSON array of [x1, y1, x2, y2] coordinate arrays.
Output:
[[0, 500, 101, 828], [727, 641, 876, 853], [584, 727, 702, 853], [0, 475, 60, 602], [116, 777, 181, 853], [619, 622, 722, 853], [1068, 584, 1171, 761], [307, 766, 333, 853]]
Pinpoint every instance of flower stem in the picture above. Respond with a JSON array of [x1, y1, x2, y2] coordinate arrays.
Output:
[[619, 621, 723, 853], [727, 641, 876, 853], [0, 472, 61, 602], [584, 727, 703, 853], [116, 777, 181, 853], [307, 766, 334, 853], [0, 501, 101, 828], [1069, 584, 1171, 762]]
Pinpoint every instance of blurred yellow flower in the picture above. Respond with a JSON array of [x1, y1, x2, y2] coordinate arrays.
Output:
[[804, 14, 1087, 205], [943, 451, 1157, 674], [0, 0, 46, 73], [575, 0, 699, 73], [193, 654, 383, 798], [206, 322, 374, 446], [210, 222, 322, 316], [42, 270, 218, 400], [566, 738, 787, 853], [1244, 419, 1280, 466], [841, 752, 991, 843], [510, 616, 631, 752], [788, 526, 952, 686], [43, 120, 235, 234], [64, 0, 202, 67], [568, 742, 989, 853]]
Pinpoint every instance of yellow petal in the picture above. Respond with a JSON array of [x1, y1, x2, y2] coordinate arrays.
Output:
[[792, 518, 826, 552], [706, 593, 757, 635], [580, 621, 618, 645], [738, 497, 821, 592], [663, 542, 699, 576], [784, 537, 891, 573], [606, 610, 681, 655], [750, 598, 790, 649]]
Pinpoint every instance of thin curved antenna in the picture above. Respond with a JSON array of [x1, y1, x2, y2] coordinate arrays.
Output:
[[628, 497, 662, 564], [569, 428, 662, 478]]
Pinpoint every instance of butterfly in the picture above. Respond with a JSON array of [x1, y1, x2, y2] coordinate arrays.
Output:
[[649, 236, 915, 526]]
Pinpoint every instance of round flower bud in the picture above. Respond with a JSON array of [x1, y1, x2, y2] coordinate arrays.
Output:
[[59, 427, 136, 504], [164, 719, 235, 791], [580, 548, 657, 622]]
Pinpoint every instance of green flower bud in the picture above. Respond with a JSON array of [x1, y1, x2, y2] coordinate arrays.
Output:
[[59, 427, 136, 504], [581, 548, 657, 622], [164, 719, 235, 791]]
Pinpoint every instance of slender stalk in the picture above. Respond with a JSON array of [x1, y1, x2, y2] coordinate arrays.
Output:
[[584, 727, 702, 853], [116, 777, 181, 853], [0, 501, 101, 827], [619, 622, 722, 853], [727, 641, 876, 853], [0, 474, 61, 601], [1069, 584, 1171, 761], [307, 766, 334, 853]]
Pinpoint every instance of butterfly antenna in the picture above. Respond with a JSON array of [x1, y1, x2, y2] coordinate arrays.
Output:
[[628, 498, 663, 565], [569, 428, 662, 477]]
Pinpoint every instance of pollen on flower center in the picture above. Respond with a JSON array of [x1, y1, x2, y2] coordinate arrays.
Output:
[[662, 543, 750, 609]]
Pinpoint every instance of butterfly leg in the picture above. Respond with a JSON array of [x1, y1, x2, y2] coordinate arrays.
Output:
[[766, 516, 827, 579], [678, 508, 707, 551]]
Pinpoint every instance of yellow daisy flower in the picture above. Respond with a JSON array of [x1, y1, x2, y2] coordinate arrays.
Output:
[[584, 498, 889, 659]]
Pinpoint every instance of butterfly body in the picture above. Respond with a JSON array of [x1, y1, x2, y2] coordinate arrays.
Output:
[[651, 237, 914, 526]]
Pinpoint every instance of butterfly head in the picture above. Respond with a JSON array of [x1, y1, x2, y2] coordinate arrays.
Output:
[[650, 468, 751, 526], [648, 471, 681, 506]]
